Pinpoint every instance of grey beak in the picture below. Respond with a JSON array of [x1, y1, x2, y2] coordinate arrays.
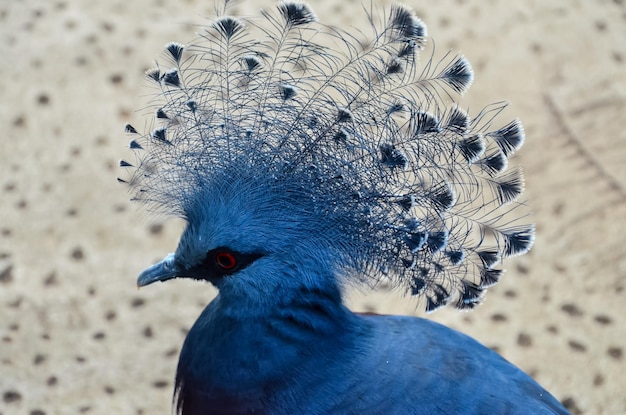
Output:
[[137, 253, 180, 287]]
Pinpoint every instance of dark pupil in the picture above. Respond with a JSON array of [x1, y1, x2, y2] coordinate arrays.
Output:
[[215, 252, 237, 269]]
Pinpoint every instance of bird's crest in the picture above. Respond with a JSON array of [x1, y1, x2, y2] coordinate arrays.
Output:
[[120, 1, 534, 312]]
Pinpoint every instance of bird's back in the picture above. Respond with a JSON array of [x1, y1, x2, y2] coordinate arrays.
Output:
[[341, 314, 568, 414]]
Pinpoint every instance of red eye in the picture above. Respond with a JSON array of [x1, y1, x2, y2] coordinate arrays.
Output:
[[215, 252, 237, 270]]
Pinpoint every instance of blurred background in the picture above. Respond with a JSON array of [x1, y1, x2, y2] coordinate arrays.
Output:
[[1, 0, 624, 414]]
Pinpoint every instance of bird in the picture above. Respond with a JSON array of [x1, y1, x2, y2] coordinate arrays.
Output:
[[120, 1, 570, 414]]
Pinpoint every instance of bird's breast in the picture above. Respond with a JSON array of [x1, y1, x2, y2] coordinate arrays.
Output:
[[173, 294, 364, 414]]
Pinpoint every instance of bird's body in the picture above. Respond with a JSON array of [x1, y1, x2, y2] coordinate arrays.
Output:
[[121, 1, 569, 413], [177, 292, 566, 414]]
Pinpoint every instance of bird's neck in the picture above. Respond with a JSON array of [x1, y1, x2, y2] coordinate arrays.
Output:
[[175, 278, 362, 412]]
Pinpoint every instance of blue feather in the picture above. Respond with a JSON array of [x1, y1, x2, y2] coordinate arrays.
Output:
[[124, 2, 566, 414]]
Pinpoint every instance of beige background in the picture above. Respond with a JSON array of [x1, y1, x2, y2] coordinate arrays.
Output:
[[1, 0, 625, 414]]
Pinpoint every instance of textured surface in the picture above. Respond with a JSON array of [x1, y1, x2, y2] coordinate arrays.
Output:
[[0, 0, 624, 414]]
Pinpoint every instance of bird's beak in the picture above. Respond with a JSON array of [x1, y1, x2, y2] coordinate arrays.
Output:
[[137, 253, 180, 287]]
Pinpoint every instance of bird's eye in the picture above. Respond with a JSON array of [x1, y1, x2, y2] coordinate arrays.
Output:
[[215, 252, 237, 270]]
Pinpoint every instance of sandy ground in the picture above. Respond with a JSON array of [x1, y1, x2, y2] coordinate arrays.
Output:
[[1, 0, 625, 414]]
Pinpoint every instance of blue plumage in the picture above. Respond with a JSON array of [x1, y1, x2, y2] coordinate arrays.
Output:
[[121, 2, 569, 413]]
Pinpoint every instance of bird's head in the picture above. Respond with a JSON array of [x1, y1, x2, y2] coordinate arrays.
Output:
[[121, 2, 534, 312]]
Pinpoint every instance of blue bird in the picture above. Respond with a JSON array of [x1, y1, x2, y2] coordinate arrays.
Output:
[[120, 2, 570, 414]]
